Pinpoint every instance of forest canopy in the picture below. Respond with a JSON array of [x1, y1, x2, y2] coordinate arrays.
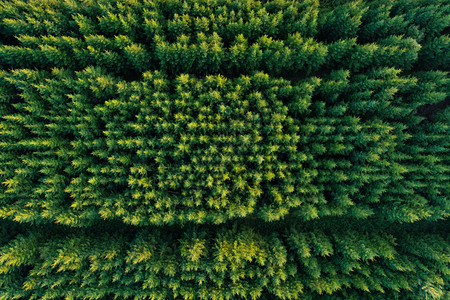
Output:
[[0, 0, 448, 299]]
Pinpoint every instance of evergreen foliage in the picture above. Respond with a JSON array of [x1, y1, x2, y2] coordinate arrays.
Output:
[[0, 219, 448, 300], [0, 0, 448, 298]]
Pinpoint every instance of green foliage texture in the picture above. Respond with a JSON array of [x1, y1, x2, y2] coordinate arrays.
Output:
[[0, 0, 448, 299]]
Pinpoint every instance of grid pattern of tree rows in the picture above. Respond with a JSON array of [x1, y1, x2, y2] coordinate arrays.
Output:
[[0, 0, 448, 299]]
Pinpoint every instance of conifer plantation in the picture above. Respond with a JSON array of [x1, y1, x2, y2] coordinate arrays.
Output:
[[0, 0, 449, 299]]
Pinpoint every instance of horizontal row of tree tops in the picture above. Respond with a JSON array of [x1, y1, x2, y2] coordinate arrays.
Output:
[[0, 0, 448, 76], [0, 218, 448, 300], [0, 67, 447, 226]]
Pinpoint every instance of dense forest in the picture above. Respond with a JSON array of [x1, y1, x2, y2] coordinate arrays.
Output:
[[0, 0, 448, 299]]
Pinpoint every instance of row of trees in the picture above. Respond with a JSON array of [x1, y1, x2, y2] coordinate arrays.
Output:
[[2, 0, 447, 44], [0, 33, 421, 76], [0, 219, 448, 299]]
